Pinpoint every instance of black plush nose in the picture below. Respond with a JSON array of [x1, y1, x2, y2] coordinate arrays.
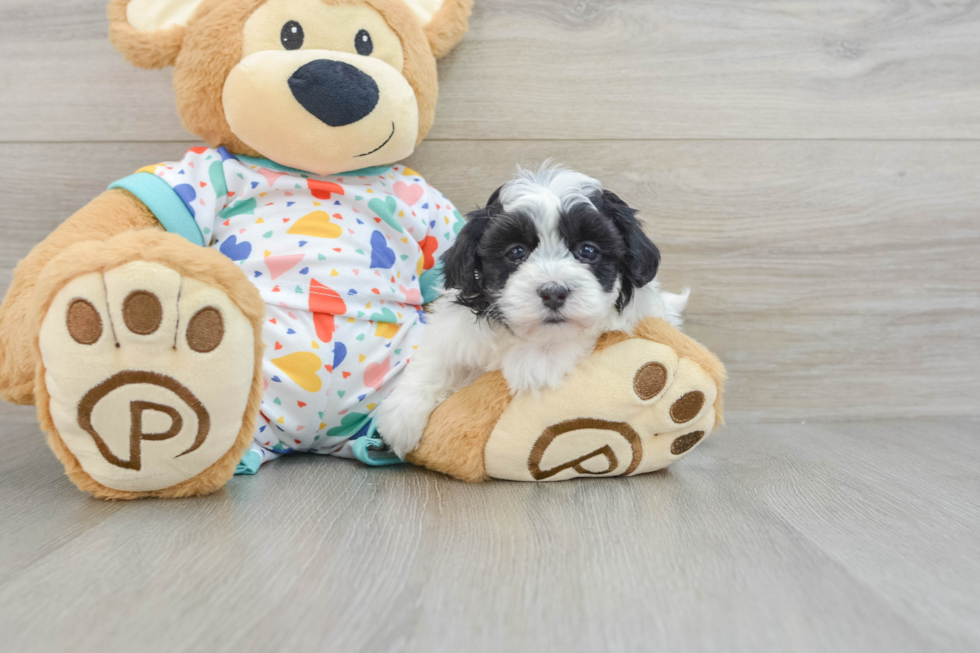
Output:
[[288, 60, 379, 127], [538, 283, 569, 311]]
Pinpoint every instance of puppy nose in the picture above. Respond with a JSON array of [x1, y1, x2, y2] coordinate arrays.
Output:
[[538, 283, 569, 311], [288, 60, 379, 127]]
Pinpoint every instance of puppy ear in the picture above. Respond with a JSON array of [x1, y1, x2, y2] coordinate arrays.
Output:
[[484, 185, 503, 211], [443, 211, 489, 293], [108, 0, 209, 69], [443, 185, 501, 308], [597, 190, 661, 306], [402, 0, 474, 59]]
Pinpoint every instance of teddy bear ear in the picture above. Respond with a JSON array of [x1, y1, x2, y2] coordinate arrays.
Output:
[[107, 0, 210, 69], [402, 0, 473, 59]]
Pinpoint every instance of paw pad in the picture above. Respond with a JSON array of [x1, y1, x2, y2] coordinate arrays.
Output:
[[670, 391, 705, 424], [671, 431, 705, 455], [633, 362, 667, 400], [186, 307, 224, 353], [122, 290, 163, 335], [67, 298, 102, 345]]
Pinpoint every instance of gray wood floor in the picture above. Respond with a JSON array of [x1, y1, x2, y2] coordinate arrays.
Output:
[[1, 404, 978, 653], [1, 0, 979, 651]]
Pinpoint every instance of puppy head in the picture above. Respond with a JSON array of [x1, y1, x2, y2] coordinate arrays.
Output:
[[108, 0, 472, 175], [443, 164, 661, 337]]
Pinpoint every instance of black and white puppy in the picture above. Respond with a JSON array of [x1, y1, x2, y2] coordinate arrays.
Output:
[[377, 164, 688, 458]]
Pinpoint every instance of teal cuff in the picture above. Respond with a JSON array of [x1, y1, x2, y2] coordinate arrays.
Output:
[[235, 449, 263, 475], [419, 261, 444, 305], [351, 423, 408, 467], [109, 173, 205, 247]]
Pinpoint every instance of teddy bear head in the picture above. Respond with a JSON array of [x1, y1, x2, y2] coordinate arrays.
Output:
[[109, 0, 472, 175]]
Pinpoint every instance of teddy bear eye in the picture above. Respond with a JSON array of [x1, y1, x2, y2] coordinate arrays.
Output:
[[281, 21, 305, 50], [355, 29, 374, 56]]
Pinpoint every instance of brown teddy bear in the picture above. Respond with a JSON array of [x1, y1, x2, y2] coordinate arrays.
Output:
[[0, 0, 725, 499]]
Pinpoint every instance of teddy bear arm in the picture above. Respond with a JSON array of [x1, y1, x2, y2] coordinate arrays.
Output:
[[0, 189, 161, 405]]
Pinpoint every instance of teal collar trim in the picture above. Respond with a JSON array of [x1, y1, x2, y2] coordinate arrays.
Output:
[[235, 155, 314, 177], [234, 155, 392, 178]]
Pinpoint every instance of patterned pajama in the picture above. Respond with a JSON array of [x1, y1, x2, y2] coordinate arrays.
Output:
[[111, 147, 461, 471]]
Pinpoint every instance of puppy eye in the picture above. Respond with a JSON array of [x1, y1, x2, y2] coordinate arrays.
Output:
[[281, 21, 305, 50], [355, 29, 374, 56], [575, 243, 600, 262], [505, 245, 527, 262]]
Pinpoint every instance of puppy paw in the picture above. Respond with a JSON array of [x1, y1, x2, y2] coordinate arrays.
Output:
[[502, 364, 561, 396], [38, 260, 258, 495], [483, 323, 724, 481], [377, 386, 433, 459], [501, 346, 578, 395]]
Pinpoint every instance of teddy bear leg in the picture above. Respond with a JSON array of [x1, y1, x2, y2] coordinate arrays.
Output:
[[409, 318, 726, 483], [483, 319, 726, 481], [33, 229, 266, 499]]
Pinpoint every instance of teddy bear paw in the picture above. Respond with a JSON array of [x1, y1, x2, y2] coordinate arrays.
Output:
[[37, 261, 257, 494], [484, 334, 721, 481]]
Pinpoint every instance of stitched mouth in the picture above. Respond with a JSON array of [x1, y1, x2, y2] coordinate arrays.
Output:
[[355, 122, 395, 158]]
